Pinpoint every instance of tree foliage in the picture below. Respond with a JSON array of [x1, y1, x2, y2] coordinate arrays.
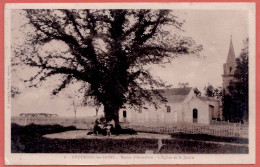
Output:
[[204, 84, 222, 100], [178, 82, 189, 88], [222, 38, 248, 122], [11, 86, 21, 98], [12, 9, 202, 122], [193, 87, 201, 97]]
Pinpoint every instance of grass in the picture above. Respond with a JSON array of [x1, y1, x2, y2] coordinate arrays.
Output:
[[11, 123, 248, 154], [171, 132, 248, 144]]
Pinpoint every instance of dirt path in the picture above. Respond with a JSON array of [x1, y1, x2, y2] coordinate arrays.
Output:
[[43, 130, 172, 139]]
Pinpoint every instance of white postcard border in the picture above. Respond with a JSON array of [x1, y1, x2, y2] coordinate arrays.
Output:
[[4, 2, 256, 165]]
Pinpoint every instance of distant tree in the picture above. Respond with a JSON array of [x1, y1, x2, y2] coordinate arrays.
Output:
[[204, 84, 222, 99], [178, 82, 189, 88], [204, 84, 215, 97], [11, 86, 21, 98], [223, 38, 248, 122], [222, 94, 233, 121], [82, 95, 102, 116], [66, 93, 79, 121], [213, 87, 222, 100], [193, 87, 201, 97], [12, 9, 202, 128]]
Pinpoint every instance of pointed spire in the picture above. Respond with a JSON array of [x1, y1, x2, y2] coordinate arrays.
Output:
[[226, 36, 236, 63]]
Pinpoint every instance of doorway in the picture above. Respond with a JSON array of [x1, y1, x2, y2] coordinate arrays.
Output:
[[193, 108, 198, 123], [123, 110, 127, 122]]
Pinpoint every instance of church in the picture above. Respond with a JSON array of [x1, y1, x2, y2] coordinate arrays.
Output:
[[118, 38, 236, 125], [119, 87, 220, 125], [222, 37, 237, 95]]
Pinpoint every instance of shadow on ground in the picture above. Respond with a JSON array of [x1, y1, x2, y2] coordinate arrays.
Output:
[[11, 123, 248, 154]]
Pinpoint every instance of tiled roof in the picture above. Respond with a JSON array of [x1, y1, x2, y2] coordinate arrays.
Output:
[[198, 96, 219, 102], [153, 87, 192, 103], [166, 95, 188, 102]]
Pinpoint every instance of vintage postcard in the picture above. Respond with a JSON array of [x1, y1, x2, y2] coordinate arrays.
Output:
[[4, 2, 255, 165]]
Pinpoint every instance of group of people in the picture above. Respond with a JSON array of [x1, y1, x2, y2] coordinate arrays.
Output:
[[93, 116, 116, 136]]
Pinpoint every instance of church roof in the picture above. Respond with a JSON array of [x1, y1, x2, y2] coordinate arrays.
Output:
[[159, 87, 192, 96], [226, 37, 236, 64], [197, 96, 219, 102], [154, 87, 192, 103]]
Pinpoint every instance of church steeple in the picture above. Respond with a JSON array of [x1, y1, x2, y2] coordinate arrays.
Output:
[[226, 36, 236, 64], [222, 36, 237, 95]]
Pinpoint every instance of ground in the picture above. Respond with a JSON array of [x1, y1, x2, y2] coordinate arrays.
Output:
[[11, 123, 248, 153], [44, 130, 172, 139]]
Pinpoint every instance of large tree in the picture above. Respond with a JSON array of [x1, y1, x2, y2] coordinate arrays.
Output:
[[222, 38, 248, 122], [12, 9, 202, 125]]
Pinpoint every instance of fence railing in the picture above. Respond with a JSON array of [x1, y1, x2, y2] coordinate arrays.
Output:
[[210, 120, 248, 128], [11, 116, 248, 138], [122, 122, 248, 138]]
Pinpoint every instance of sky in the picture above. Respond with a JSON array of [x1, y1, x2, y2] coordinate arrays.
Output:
[[10, 9, 249, 117], [149, 10, 248, 90]]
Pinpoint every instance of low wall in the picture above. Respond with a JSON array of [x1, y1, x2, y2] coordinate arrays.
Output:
[[11, 116, 96, 129]]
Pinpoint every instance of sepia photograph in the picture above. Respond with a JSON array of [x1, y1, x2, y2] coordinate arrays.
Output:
[[4, 3, 255, 165]]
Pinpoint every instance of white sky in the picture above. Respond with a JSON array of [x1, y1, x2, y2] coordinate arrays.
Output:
[[10, 9, 249, 117], [150, 10, 248, 90]]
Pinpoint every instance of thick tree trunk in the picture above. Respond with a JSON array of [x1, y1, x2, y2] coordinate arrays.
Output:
[[103, 103, 121, 131], [104, 104, 120, 123]]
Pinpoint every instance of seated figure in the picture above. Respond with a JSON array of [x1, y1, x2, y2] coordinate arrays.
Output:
[[106, 119, 116, 136], [93, 116, 108, 136]]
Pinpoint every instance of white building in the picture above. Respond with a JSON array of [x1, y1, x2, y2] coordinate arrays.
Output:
[[119, 87, 221, 125]]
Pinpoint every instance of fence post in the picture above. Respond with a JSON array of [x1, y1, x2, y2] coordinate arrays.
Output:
[[239, 121, 241, 137], [24, 118, 27, 126]]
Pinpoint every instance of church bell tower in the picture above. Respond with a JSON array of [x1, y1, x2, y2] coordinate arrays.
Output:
[[222, 36, 236, 95]]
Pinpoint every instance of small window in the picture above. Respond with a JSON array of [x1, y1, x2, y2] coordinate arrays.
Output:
[[166, 106, 171, 113], [229, 66, 232, 73], [123, 110, 127, 118], [193, 108, 198, 123]]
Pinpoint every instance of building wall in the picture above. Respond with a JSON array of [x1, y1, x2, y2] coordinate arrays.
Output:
[[119, 107, 137, 123], [119, 103, 181, 124], [163, 103, 180, 123], [119, 100, 212, 125], [207, 100, 220, 119], [119, 92, 219, 125], [183, 98, 210, 124], [147, 107, 164, 122]]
